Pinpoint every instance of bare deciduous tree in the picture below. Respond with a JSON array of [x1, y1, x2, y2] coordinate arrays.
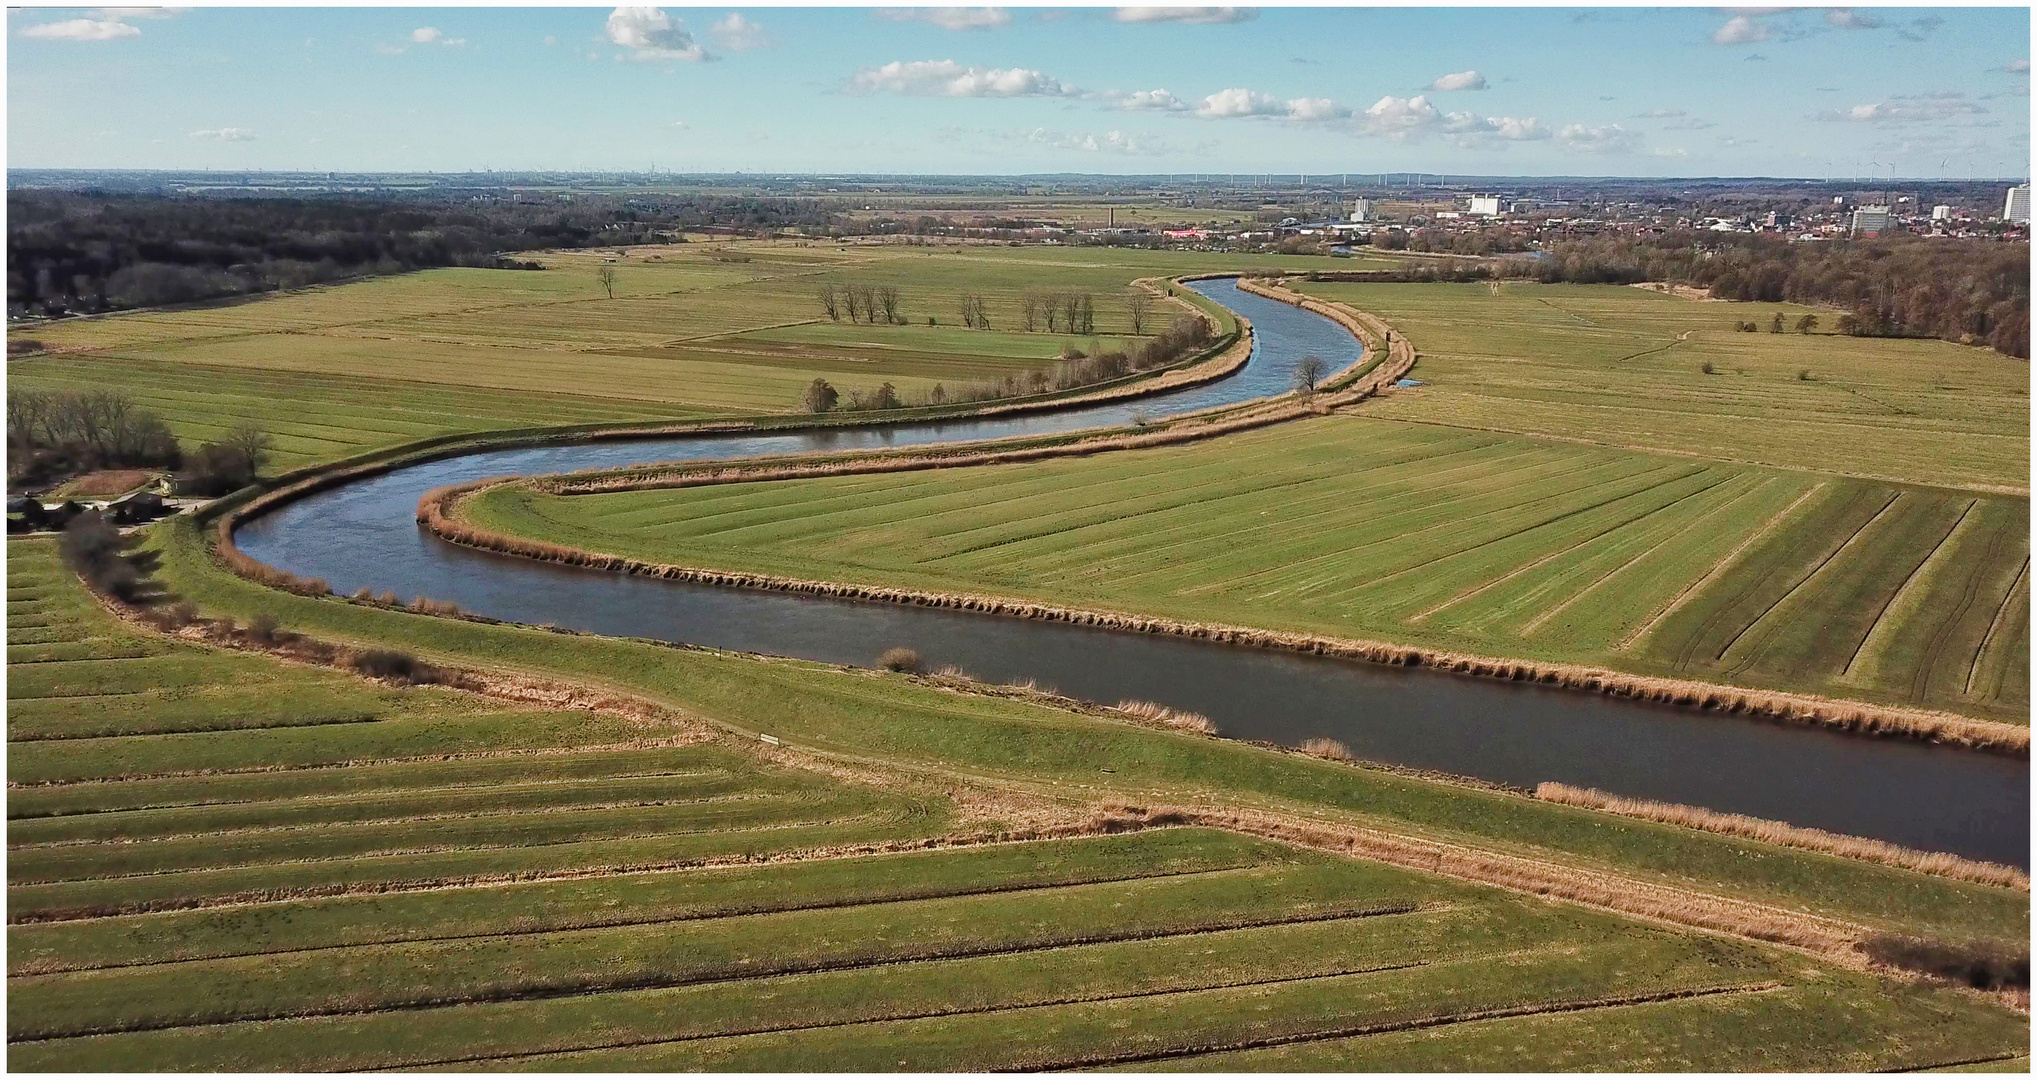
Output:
[[1126, 291, 1152, 335], [596, 263, 618, 300], [876, 285, 902, 324], [817, 284, 840, 321], [1293, 354, 1329, 394]]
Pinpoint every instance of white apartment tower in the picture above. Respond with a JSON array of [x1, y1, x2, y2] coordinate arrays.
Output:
[[2004, 184, 2031, 224]]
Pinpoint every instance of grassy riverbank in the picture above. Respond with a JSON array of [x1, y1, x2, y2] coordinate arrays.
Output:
[[8, 534, 2031, 1068], [454, 414, 2029, 724], [14, 244, 1311, 471], [1292, 280, 2030, 493]]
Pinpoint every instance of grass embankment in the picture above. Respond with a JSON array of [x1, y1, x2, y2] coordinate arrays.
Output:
[[129, 520, 2035, 945], [1291, 280, 2030, 493], [14, 537, 2026, 1070], [452, 414, 2029, 725], [14, 244, 1303, 471]]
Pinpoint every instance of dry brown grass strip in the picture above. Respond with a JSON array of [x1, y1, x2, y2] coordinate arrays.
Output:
[[1130, 804, 1868, 961], [1114, 699, 1218, 734], [1535, 783, 2028, 891]]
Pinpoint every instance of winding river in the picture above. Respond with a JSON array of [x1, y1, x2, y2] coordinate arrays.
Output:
[[236, 279, 2030, 866]]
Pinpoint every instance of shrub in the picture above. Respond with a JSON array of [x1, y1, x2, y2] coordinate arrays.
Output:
[[1299, 737, 1354, 761], [1700, 360, 1716, 375], [801, 378, 839, 414], [1797, 368, 1813, 381], [247, 612, 281, 644], [878, 647, 923, 673]]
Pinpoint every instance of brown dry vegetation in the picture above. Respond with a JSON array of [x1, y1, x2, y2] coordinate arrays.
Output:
[[1114, 699, 1219, 734], [1535, 783, 2029, 891]]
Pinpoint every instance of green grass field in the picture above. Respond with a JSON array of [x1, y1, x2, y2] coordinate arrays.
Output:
[[458, 415, 2029, 722], [1293, 280, 2030, 493], [8, 536, 2026, 1070], [12, 243, 1353, 471]]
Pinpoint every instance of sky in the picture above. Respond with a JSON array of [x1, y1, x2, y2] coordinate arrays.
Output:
[[7, 4, 2031, 177]]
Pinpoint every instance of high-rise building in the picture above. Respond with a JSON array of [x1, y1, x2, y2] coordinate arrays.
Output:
[[2004, 184, 2031, 224], [1932, 205, 1954, 222], [1850, 205, 1893, 237]]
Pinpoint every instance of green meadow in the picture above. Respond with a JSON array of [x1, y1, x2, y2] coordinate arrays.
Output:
[[459, 414, 2029, 722]]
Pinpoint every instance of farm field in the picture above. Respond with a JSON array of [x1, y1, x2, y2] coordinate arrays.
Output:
[[456, 415, 2030, 723], [1293, 280, 2031, 493], [9, 535, 2029, 1070], [13, 243, 1353, 471]]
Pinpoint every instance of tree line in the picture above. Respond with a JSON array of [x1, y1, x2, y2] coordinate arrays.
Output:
[[9, 189, 844, 319], [1528, 233, 2028, 357], [815, 284, 904, 324], [798, 311, 1218, 415], [8, 388, 270, 494]]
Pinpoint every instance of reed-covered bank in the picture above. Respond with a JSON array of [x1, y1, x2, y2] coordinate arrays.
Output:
[[1535, 783, 2029, 890]]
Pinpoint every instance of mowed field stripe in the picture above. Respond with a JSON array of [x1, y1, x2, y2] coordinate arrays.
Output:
[[1518, 475, 1780, 636], [1965, 555, 2030, 698], [10, 903, 1427, 1039], [1713, 491, 1905, 671], [1840, 499, 1978, 679], [1409, 472, 1740, 623], [1616, 481, 1828, 654]]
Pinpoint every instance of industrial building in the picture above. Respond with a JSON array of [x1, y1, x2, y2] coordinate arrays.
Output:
[[2004, 184, 2031, 224]]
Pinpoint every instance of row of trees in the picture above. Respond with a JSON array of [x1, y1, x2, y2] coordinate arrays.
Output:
[[797, 312, 1220, 414], [1020, 291, 1098, 334], [7, 388, 271, 493], [1528, 233, 2029, 357], [9, 189, 844, 319], [816, 283, 904, 324]]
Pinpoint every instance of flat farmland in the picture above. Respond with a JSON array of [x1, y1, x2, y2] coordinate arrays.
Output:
[[13, 243, 1349, 470], [16, 539, 2022, 1070], [458, 415, 2029, 721], [1293, 280, 2030, 493]]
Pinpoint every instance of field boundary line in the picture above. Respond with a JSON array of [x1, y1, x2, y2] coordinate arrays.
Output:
[[16, 863, 1294, 975], [1714, 491, 1901, 668], [1519, 476, 1773, 637], [1408, 471, 1737, 623], [11, 903, 1429, 1040], [1615, 481, 1827, 654], [1009, 982, 1781, 1072], [1841, 499, 1977, 679], [355, 957, 1449, 1071], [1964, 556, 2029, 699]]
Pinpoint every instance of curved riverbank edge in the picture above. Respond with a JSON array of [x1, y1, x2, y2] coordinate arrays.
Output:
[[411, 284, 2024, 757], [74, 586, 1971, 965]]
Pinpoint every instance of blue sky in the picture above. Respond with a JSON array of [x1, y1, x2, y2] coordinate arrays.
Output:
[[8, 5, 2030, 177]]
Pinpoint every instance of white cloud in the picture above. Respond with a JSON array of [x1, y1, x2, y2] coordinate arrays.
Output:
[[1442, 111, 1551, 144], [21, 17, 140, 40], [410, 26, 466, 46], [1284, 97, 1350, 122], [606, 7, 709, 62], [2008, 59, 2031, 73], [1362, 94, 1441, 139], [1101, 88, 1190, 111], [875, 8, 1011, 30], [1817, 91, 1985, 123], [1634, 107, 1686, 118], [1429, 70, 1487, 92], [1651, 146, 1689, 158], [1710, 15, 1769, 45], [1114, 7, 1255, 24], [1895, 14, 1943, 41], [190, 128, 256, 141], [1015, 126, 1164, 154], [373, 43, 406, 55], [1824, 8, 1881, 29], [1196, 87, 1282, 117], [1555, 123, 1641, 153], [847, 59, 1072, 97], [710, 13, 770, 50], [1194, 87, 1346, 122], [93, 7, 183, 18]]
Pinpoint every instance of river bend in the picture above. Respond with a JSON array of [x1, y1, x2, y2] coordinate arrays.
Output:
[[235, 279, 2030, 866]]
